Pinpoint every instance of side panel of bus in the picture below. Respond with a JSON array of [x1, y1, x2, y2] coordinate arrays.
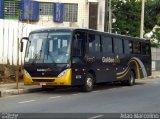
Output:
[[70, 29, 151, 86], [71, 30, 88, 86], [86, 32, 117, 83]]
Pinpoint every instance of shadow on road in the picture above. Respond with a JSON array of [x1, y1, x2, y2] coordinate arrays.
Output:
[[39, 81, 147, 95]]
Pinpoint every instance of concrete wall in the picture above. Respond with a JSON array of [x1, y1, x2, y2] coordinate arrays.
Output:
[[32, 0, 105, 31], [34, 0, 89, 29], [151, 47, 160, 71], [0, 19, 45, 65], [0, 0, 106, 65]]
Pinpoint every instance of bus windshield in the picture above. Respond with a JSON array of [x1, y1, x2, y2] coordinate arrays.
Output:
[[25, 31, 72, 64]]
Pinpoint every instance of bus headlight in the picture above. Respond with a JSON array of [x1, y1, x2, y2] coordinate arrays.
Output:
[[58, 69, 69, 78], [24, 70, 31, 78]]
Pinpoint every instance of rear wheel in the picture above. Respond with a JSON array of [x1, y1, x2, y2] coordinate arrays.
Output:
[[121, 71, 135, 86], [81, 73, 94, 92]]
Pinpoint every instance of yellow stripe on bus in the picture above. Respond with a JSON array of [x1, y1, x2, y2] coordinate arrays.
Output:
[[116, 59, 140, 79], [129, 60, 140, 79], [117, 68, 130, 79]]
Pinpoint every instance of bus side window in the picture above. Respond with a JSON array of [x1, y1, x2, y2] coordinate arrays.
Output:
[[101, 36, 113, 54], [129, 41, 133, 54], [113, 38, 123, 54], [133, 41, 141, 54], [145, 43, 150, 55], [124, 40, 130, 54], [73, 31, 86, 56], [141, 43, 150, 55], [88, 34, 100, 54]]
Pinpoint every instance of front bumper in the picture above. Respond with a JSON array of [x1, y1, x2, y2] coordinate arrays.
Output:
[[23, 69, 72, 86]]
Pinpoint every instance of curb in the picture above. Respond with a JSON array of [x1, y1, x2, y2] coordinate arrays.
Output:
[[147, 75, 160, 79], [0, 88, 42, 97], [0, 75, 160, 97]]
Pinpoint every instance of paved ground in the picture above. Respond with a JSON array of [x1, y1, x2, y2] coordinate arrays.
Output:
[[0, 82, 42, 97], [0, 71, 160, 97], [0, 78, 160, 115]]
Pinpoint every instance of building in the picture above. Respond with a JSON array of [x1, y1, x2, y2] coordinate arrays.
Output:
[[0, 0, 105, 31], [0, 0, 105, 65]]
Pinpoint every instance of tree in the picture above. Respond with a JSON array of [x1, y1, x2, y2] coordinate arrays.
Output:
[[111, 0, 141, 37], [110, 0, 160, 47], [145, 0, 160, 47]]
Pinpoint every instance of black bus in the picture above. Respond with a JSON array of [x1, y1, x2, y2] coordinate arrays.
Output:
[[21, 27, 151, 92]]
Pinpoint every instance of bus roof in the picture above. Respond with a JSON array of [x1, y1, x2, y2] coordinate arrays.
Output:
[[30, 27, 149, 42]]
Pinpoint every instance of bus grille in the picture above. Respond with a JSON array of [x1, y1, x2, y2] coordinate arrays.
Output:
[[32, 79, 55, 82]]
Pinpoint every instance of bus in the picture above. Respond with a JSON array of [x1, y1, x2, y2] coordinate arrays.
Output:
[[20, 27, 151, 92]]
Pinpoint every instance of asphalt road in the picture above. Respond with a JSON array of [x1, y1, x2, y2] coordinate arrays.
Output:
[[0, 78, 160, 118]]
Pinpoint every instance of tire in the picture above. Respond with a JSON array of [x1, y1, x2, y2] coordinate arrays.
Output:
[[81, 73, 94, 92], [127, 71, 135, 86], [121, 71, 135, 86]]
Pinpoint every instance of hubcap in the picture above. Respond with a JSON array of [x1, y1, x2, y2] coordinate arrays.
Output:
[[86, 77, 92, 88]]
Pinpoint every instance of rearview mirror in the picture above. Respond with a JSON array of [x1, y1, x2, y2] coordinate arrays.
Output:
[[20, 37, 29, 52], [20, 41, 24, 52]]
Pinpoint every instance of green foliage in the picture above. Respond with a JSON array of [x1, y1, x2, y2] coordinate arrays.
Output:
[[145, 0, 160, 47], [112, 0, 141, 37], [150, 28, 160, 47], [111, 0, 160, 47], [145, 0, 159, 32]]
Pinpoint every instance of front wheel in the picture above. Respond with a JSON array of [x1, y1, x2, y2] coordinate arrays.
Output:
[[81, 73, 94, 92]]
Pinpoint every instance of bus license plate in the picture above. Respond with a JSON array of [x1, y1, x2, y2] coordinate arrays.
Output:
[[40, 82, 46, 85]]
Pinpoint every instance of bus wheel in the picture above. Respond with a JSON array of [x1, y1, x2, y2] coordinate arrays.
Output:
[[121, 71, 135, 86], [81, 73, 94, 92], [127, 71, 135, 86]]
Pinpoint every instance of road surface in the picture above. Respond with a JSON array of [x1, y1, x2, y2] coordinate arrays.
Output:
[[0, 78, 160, 118]]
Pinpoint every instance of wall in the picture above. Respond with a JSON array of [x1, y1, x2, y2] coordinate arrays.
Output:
[[152, 47, 160, 71], [0, 19, 44, 65], [0, 0, 106, 65], [34, 0, 89, 28], [97, 0, 105, 31], [35, 0, 105, 31]]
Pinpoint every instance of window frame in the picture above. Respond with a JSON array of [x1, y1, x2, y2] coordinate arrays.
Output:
[[141, 42, 150, 55], [133, 41, 141, 54], [101, 35, 113, 54], [88, 33, 101, 54], [72, 31, 87, 57], [113, 37, 124, 54], [39, 2, 53, 21], [63, 3, 78, 22], [4, 0, 19, 19]]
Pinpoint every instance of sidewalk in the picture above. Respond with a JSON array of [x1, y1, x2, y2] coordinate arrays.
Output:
[[0, 71, 160, 97], [148, 71, 160, 79], [0, 82, 42, 97]]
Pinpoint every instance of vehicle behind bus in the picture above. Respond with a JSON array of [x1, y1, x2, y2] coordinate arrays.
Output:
[[21, 28, 151, 92]]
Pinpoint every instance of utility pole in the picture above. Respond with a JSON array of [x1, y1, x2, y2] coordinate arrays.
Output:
[[140, 0, 145, 38], [108, 0, 112, 33], [105, 0, 109, 32]]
